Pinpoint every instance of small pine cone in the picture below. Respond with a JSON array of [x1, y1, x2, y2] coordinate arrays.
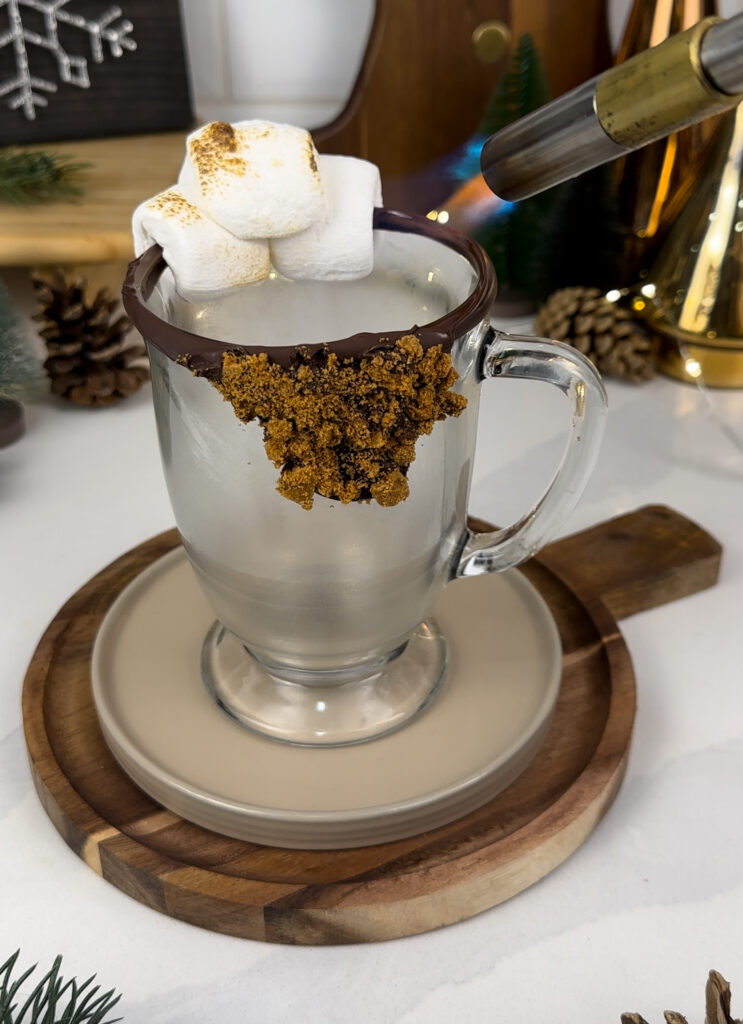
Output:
[[706, 970, 741, 1024], [535, 286, 655, 384], [32, 268, 149, 407], [620, 971, 740, 1024]]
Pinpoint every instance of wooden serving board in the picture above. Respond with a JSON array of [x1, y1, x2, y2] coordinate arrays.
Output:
[[22, 505, 720, 945]]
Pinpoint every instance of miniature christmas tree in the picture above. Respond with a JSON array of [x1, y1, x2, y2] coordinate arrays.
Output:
[[449, 33, 550, 185], [0, 277, 44, 401], [0, 276, 45, 446], [477, 33, 550, 138], [451, 34, 556, 307], [531, 164, 623, 301]]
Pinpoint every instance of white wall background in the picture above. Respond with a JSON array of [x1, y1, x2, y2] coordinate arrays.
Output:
[[180, 0, 742, 129]]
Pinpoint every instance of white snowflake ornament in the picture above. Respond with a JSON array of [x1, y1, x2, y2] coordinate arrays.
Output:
[[0, 0, 136, 120]]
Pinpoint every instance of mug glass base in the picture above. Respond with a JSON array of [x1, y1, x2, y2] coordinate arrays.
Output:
[[201, 619, 448, 747]]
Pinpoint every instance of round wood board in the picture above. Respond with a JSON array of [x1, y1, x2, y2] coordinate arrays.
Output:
[[23, 526, 635, 945]]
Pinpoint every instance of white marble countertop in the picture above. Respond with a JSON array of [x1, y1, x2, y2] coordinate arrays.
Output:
[[2, 297, 743, 1023]]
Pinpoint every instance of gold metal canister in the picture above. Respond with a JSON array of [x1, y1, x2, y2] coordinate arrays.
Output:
[[606, 1, 721, 284], [638, 103, 743, 387]]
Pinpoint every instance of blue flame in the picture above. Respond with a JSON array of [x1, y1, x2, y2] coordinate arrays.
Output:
[[449, 135, 486, 182]]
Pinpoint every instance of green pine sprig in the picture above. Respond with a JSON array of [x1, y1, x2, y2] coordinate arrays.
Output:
[[0, 149, 89, 206], [0, 951, 121, 1024]]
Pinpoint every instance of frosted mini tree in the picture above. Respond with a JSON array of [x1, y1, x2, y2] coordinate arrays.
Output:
[[0, 0, 136, 120]]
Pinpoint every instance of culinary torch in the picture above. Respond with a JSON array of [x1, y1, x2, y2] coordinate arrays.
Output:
[[481, 13, 743, 201]]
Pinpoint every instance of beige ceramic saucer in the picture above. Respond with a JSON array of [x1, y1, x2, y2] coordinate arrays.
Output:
[[91, 548, 561, 849]]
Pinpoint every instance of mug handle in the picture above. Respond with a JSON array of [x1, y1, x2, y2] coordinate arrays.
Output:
[[455, 328, 608, 578]]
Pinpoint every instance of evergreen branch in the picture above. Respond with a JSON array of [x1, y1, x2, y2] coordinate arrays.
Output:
[[0, 952, 36, 1022], [0, 149, 89, 206], [0, 952, 121, 1024]]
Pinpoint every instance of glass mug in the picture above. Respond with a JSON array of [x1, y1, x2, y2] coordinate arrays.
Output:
[[124, 209, 606, 746]]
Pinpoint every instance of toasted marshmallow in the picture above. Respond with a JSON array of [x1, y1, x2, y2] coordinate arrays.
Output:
[[270, 155, 382, 282], [178, 120, 325, 240], [132, 186, 270, 302]]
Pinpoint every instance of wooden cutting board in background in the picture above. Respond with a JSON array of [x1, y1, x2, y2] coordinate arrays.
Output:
[[314, 0, 612, 211]]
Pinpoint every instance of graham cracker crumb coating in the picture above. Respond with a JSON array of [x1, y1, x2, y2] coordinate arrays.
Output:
[[216, 335, 467, 509]]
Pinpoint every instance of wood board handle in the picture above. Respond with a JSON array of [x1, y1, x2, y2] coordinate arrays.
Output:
[[537, 504, 722, 620]]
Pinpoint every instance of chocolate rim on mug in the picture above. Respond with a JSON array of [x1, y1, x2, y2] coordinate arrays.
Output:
[[123, 208, 497, 374]]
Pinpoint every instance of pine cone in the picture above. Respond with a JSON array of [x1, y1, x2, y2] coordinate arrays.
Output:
[[621, 971, 742, 1024], [535, 286, 654, 383], [32, 268, 149, 407]]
